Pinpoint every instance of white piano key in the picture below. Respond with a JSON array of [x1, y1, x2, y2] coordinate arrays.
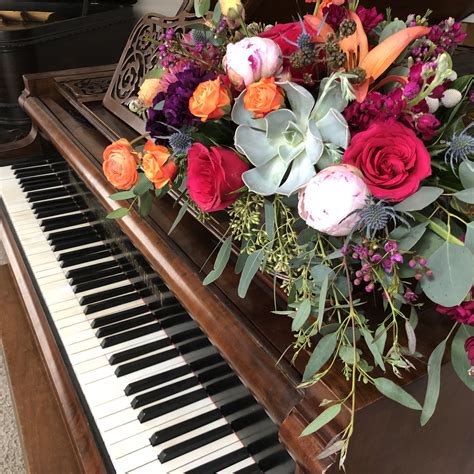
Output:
[[218, 456, 256, 473], [115, 445, 158, 473]]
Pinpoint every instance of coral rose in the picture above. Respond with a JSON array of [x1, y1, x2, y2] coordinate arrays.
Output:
[[138, 78, 162, 107], [223, 37, 283, 89], [189, 78, 232, 122], [186, 143, 249, 212], [142, 141, 177, 189], [342, 121, 431, 202], [103, 139, 139, 190], [298, 165, 370, 236], [243, 77, 285, 118]]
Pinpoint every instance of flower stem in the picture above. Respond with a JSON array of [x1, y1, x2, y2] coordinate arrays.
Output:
[[411, 211, 464, 246]]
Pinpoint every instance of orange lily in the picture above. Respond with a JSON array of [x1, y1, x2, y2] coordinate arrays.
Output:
[[305, 11, 430, 102]]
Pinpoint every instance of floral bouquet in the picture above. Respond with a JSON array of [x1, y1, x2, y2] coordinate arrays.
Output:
[[102, 0, 474, 466]]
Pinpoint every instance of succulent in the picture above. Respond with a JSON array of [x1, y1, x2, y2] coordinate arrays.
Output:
[[232, 78, 351, 196]]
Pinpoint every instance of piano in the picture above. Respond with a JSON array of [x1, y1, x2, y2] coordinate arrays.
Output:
[[1, 8, 473, 474]]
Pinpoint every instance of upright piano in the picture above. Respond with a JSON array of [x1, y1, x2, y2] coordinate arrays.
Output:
[[1, 8, 473, 474]]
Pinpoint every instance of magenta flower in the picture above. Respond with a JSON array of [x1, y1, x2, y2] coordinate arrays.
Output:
[[436, 288, 474, 325]]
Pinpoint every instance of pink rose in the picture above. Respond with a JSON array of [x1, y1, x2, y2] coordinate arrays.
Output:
[[186, 143, 249, 212], [223, 37, 283, 89], [342, 121, 431, 202]]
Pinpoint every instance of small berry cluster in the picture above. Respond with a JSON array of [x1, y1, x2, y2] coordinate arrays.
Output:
[[408, 256, 433, 280]]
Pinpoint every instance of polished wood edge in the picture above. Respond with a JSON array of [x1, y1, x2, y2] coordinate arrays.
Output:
[[0, 213, 107, 474], [0, 127, 37, 154], [22, 95, 302, 422]]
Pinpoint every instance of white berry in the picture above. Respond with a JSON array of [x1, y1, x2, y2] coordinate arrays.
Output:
[[441, 89, 462, 108]]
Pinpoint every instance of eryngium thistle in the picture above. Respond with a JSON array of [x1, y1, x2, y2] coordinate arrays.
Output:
[[338, 19, 357, 38], [357, 199, 409, 239], [297, 32, 312, 50], [445, 123, 474, 172], [169, 131, 193, 156], [191, 29, 208, 43]]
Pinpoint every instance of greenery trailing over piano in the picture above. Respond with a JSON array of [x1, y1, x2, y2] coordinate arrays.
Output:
[[101, 0, 474, 468]]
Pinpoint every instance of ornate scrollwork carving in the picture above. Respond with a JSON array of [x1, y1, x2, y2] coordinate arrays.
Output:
[[103, 11, 206, 134]]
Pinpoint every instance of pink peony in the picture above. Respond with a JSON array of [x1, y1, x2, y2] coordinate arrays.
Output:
[[298, 165, 370, 236], [223, 37, 283, 89]]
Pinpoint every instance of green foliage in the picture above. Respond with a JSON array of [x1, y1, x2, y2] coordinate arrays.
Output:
[[110, 190, 135, 201], [300, 404, 342, 437], [303, 332, 338, 381], [203, 237, 233, 285], [451, 324, 474, 391], [238, 248, 265, 298], [373, 378, 422, 410], [393, 187, 443, 212], [106, 207, 129, 219], [459, 161, 474, 189], [454, 188, 474, 204], [168, 201, 189, 235], [292, 299, 312, 331], [138, 192, 152, 217], [134, 173, 154, 196], [194, 0, 210, 17]]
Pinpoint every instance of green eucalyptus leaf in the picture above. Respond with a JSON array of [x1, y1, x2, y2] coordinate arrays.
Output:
[[194, 0, 210, 16], [412, 229, 444, 259], [106, 207, 129, 219], [110, 190, 135, 201], [155, 185, 170, 199], [379, 19, 406, 43], [374, 324, 387, 355], [311, 264, 335, 286], [292, 299, 312, 331], [420, 339, 446, 426], [454, 188, 474, 204], [212, 2, 221, 23], [465, 222, 474, 254], [144, 65, 164, 80], [168, 201, 189, 235], [421, 242, 474, 307], [405, 320, 417, 355], [459, 161, 474, 189], [300, 404, 342, 437], [316, 275, 329, 329], [394, 187, 443, 212], [396, 223, 428, 251], [297, 228, 316, 245], [235, 240, 249, 275], [238, 248, 265, 298], [203, 237, 233, 285], [409, 307, 419, 330], [264, 199, 275, 242], [339, 346, 359, 365], [451, 324, 474, 391], [303, 332, 338, 380], [373, 378, 422, 410], [362, 328, 385, 370], [134, 173, 154, 196]]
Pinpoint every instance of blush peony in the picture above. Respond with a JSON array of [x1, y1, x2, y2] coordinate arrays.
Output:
[[223, 37, 283, 89], [186, 143, 249, 212], [298, 165, 370, 236], [103, 139, 139, 190], [342, 121, 431, 202]]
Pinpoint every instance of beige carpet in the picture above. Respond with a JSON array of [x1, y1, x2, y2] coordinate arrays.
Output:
[[0, 343, 27, 473]]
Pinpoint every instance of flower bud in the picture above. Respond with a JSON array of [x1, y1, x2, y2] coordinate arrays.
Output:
[[441, 89, 462, 108], [425, 97, 440, 114]]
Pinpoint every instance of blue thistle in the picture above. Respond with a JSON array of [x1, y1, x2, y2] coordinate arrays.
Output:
[[445, 123, 474, 172], [169, 131, 193, 156], [357, 198, 410, 239], [191, 29, 208, 44], [297, 32, 312, 50]]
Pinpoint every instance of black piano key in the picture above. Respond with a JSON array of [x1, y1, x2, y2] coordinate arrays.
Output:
[[207, 375, 241, 396], [169, 327, 203, 345], [179, 337, 212, 355], [231, 410, 267, 432], [60, 249, 112, 268], [125, 364, 192, 396], [85, 292, 142, 316], [234, 464, 261, 474], [21, 178, 64, 192], [18, 169, 70, 186], [41, 212, 94, 232], [47, 224, 104, 242], [100, 320, 160, 346], [26, 186, 71, 202], [60, 244, 109, 264], [32, 196, 86, 212], [114, 347, 179, 377], [13, 162, 68, 177], [52, 233, 103, 252], [197, 363, 232, 384], [138, 388, 208, 423], [95, 313, 156, 338], [79, 283, 138, 306], [65, 259, 118, 279], [185, 448, 250, 474], [220, 395, 256, 418], [160, 313, 192, 330], [152, 303, 186, 321], [256, 450, 291, 472], [70, 263, 127, 286], [73, 270, 135, 294], [90, 305, 150, 329], [150, 409, 222, 446], [158, 424, 234, 463], [11, 159, 55, 171], [35, 203, 82, 219], [109, 338, 172, 365], [132, 375, 199, 409]]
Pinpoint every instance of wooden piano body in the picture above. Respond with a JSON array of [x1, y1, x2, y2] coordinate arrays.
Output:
[[1, 9, 474, 474]]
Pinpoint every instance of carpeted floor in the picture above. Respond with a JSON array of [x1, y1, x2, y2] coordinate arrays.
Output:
[[0, 343, 27, 473]]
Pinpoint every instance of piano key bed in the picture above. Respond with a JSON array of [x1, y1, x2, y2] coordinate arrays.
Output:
[[1, 154, 295, 474]]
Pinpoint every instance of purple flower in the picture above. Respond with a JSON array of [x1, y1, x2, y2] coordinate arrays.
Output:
[[414, 113, 441, 140], [391, 253, 404, 264], [384, 241, 398, 253], [382, 258, 393, 273], [146, 66, 216, 141], [404, 289, 418, 303], [356, 6, 383, 33], [436, 288, 474, 325], [323, 4, 347, 30]]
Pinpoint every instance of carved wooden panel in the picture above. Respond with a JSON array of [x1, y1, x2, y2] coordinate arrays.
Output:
[[103, 7, 205, 134]]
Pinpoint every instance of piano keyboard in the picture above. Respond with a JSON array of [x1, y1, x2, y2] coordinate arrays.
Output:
[[1, 155, 294, 474]]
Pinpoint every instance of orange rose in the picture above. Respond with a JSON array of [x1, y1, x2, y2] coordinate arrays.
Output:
[[138, 78, 162, 107], [103, 139, 139, 190], [243, 77, 285, 118], [142, 141, 178, 189], [189, 78, 232, 122]]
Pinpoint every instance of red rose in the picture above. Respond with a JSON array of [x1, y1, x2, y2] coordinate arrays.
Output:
[[342, 121, 431, 202], [260, 21, 319, 81], [186, 143, 249, 212]]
